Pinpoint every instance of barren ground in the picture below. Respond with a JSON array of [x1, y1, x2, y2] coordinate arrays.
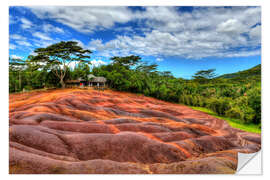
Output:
[[9, 89, 261, 174]]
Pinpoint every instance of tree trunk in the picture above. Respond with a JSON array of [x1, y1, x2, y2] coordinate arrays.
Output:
[[19, 71, 21, 91], [60, 78, 65, 88]]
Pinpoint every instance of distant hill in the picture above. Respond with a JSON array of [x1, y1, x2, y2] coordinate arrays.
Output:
[[217, 64, 261, 80]]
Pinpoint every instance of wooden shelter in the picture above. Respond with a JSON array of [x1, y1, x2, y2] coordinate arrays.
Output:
[[88, 76, 107, 87], [66, 75, 106, 88]]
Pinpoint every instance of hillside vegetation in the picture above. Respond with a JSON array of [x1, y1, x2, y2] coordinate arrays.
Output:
[[92, 60, 261, 126], [218, 64, 261, 80], [9, 42, 261, 129]]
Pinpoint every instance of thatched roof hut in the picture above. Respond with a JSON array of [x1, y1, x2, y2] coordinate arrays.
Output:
[[88, 74, 107, 83], [66, 74, 106, 88], [90, 77, 106, 83]]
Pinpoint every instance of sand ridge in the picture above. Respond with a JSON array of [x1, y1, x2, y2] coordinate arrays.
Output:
[[9, 89, 261, 174]]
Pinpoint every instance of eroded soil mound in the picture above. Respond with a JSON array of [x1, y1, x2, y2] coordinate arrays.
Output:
[[9, 89, 261, 174]]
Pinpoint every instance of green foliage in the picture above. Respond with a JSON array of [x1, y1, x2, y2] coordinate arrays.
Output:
[[192, 69, 217, 83], [31, 41, 92, 88], [191, 106, 261, 133], [72, 62, 91, 80], [225, 107, 244, 120], [206, 97, 231, 116], [246, 86, 261, 124], [9, 50, 261, 127], [219, 64, 261, 79], [91, 59, 261, 126], [111, 55, 141, 68]]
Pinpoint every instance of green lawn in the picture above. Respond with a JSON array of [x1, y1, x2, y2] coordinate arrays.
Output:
[[190, 106, 261, 134]]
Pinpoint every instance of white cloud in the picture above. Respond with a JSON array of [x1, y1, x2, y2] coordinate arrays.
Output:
[[11, 55, 23, 59], [67, 61, 77, 69], [249, 25, 261, 39], [90, 60, 107, 67], [62, 60, 106, 70], [217, 19, 247, 35], [30, 51, 37, 56], [20, 18, 33, 29], [43, 24, 64, 34], [114, 26, 133, 32], [22, 6, 261, 59], [156, 58, 163, 62], [71, 39, 85, 49], [16, 40, 32, 47], [33, 32, 52, 41], [9, 15, 18, 24], [28, 6, 134, 33], [9, 44, 16, 50], [10, 34, 26, 41], [88, 7, 261, 59]]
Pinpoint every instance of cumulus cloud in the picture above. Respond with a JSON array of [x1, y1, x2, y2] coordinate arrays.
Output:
[[19, 6, 261, 59], [28, 6, 134, 33], [90, 60, 107, 67], [88, 7, 261, 59], [249, 25, 261, 39], [217, 19, 247, 35], [65, 60, 106, 69]]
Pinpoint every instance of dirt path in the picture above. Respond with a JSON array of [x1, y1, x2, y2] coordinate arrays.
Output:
[[9, 89, 261, 174]]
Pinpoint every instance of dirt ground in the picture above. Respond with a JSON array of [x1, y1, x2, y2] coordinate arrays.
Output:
[[9, 89, 261, 174]]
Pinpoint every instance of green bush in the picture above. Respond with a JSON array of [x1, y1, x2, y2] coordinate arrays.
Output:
[[206, 98, 231, 116], [225, 107, 244, 120], [246, 87, 261, 124], [24, 85, 33, 91], [241, 106, 256, 124]]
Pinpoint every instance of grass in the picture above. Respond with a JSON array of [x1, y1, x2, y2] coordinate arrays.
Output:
[[190, 106, 261, 134]]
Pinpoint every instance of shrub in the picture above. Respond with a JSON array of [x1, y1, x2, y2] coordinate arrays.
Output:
[[241, 106, 256, 124], [206, 98, 231, 116], [246, 87, 261, 124], [225, 107, 244, 120], [24, 85, 33, 91]]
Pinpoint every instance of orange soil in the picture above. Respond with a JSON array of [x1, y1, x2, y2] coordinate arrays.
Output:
[[9, 88, 261, 174]]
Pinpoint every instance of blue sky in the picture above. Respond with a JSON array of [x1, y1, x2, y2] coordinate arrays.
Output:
[[9, 6, 261, 79]]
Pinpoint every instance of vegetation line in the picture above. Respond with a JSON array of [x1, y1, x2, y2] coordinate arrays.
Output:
[[190, 106, 261, 134], [9, 41, 261, 132]]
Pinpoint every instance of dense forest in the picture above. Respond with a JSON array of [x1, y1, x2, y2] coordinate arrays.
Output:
[[9, 41, 261, 126]]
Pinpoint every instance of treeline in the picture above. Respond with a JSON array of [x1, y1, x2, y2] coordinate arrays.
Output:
[[9, 41, 261, 126], [9, 41, 92, 91], [9, 58, 90, 92], [91, 56, 261, 125]]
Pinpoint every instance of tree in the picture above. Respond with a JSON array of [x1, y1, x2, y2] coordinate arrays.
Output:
[[192, 69, 217, 83], [136, 62, 158, 73], [72, 62, 91, 80], [31, 41, 92, 88], [9, 57, 26, 72], [110, 55, 141, 69], [9, 57, 26, 92], [24, 55, 45, 89]]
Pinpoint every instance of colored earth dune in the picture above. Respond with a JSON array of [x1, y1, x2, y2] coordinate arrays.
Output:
[[9, 89, 261, 174]]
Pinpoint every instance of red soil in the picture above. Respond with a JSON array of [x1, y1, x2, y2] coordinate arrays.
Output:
[[9, 89, 261, 174]]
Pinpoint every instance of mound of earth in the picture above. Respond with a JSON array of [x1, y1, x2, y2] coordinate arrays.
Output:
[[9, 89, 261, 174]]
